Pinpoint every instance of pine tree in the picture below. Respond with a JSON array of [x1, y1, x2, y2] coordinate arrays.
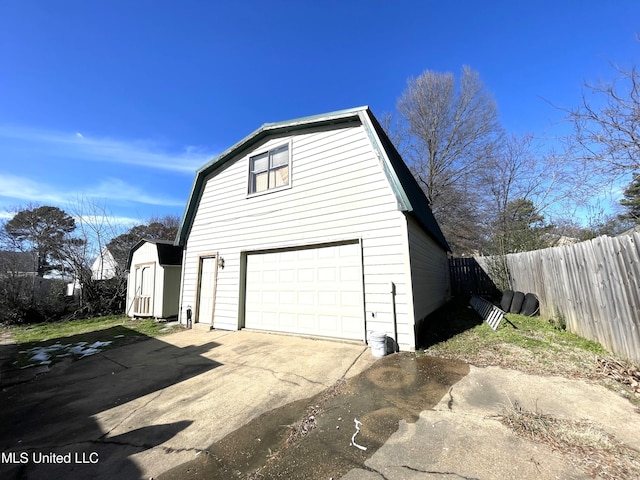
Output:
[[619, 173, 640, 225]]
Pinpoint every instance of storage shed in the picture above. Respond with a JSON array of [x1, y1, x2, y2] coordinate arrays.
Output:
[[126, 239, 183, 320]]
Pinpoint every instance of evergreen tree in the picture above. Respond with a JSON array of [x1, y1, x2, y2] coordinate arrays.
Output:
[[492, 198, 552, 254], [619, 173, 640, 225], [4, 205, 77, 276]]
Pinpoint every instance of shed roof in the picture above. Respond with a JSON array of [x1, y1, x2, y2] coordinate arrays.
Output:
[[126, 239, 183, 271], [175, 107, 449, 252]]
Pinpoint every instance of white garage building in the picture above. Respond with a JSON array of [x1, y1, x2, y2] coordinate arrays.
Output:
[[175, 107, 450, 351]]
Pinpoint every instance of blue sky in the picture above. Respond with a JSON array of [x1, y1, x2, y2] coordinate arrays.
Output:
[[1, 1, 639, 232]]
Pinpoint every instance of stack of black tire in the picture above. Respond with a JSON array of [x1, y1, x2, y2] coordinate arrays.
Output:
[[500, 290, 539, 316]]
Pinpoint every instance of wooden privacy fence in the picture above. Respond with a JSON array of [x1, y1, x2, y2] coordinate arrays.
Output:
[[475, 233, 640, 366], [449, 257, 500, 298]]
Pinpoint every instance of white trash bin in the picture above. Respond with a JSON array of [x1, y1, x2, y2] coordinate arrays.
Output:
[[368, 331, 387, 358]]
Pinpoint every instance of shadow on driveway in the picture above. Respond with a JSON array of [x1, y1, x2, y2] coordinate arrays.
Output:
[[0, 326, 221, 480]]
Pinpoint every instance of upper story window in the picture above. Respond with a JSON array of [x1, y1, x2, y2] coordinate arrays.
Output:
[[248, 144, 290, 195]]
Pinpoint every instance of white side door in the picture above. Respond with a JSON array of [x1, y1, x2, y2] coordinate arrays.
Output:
[[197, 256, 217, 324]]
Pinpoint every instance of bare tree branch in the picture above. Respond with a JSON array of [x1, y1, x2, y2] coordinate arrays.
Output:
[[565, 63, 640, 178]]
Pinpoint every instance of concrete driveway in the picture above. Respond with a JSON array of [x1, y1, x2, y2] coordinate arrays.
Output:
[[0, 329, 376, 480], [341, 365, 640, 480]]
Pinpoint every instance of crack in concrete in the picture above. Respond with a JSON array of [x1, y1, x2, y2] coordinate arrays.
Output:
[[99, 389, 164, 439], [91, 438, 203, 456], [101, 354, 130, 370], [224, 360, 325, 387], [361, 465, 392, 480], [223, 345, 368, 389], [79, 359, 198, 448], [340, 347, 368, 381], [447, 386, 454, 410], [400, 465, 481, 479]]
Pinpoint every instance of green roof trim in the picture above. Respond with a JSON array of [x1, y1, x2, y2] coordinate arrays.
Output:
[[175, 107, 449, 252]]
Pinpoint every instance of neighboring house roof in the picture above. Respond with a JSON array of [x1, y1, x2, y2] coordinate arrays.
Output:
[[550, 235, 580, 247], [175, 106, 450, 252], [620, 225, 640, 236], [125, 239, 184, 271], [91, 246, 120, 280], [0, 251, 37, 274]]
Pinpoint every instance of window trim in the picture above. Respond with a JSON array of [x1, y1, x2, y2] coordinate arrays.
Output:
[[247, 141, 292, 197]]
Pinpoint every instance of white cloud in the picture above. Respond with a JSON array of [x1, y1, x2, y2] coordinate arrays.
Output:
[[0, 175, 67, 204], [91, 178, 186, 206], [74, 215, 141, 227], [0, 124, 216, 173], [0, 174, 185, 207]]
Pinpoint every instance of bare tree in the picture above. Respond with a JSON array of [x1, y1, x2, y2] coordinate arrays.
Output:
[[566, 63, 640, 179], [397, 66, 503, 204], [396, 66, 504, 254], [66, 197, 125, 279], [63, 197, 129, 315]]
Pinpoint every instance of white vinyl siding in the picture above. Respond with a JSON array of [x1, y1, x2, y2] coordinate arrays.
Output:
[[407, 215, 451, 320], [162, 266, 182, 318], [180, 122, 425, 348]]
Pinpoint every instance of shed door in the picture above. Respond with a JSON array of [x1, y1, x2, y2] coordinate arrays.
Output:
[[244, 242, 364, 340], [197, 256, 217, 324], [134, 264, 155, 316]]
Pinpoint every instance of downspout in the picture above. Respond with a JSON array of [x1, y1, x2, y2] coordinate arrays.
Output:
[[390, 281, 398, 352], [178, 248, 188, 326]]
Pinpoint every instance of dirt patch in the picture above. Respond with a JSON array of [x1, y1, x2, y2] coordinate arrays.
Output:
[[158, 354, 469, 480]]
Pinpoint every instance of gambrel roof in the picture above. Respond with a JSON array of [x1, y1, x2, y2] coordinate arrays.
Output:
[[175, 106, 449, 252], [125, 239, 183, 271]]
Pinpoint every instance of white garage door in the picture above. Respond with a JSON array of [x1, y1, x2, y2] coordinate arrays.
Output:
[[245, 242, 364, 340]]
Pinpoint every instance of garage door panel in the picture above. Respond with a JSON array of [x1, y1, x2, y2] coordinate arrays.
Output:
[[262, 291, 277, 304], [262, 269, 278, 283], [298, 268, 315, 282], [341, 291, 361, 306], [318, 291, 336, 304], [261, 312, 277, 327], [298, 313, 315, 329], [245, 243, 364, 340], [319, 315, 338, 330], [295, 290, 312, 305], [341, 266, 360, 281], [279, 269, 295, 282], [279, 291, 295, 304], [318, 267, 336, 282], [297, 249, 314, 260], [341, 315, 363, 334], [280, 313, 296, 328]]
